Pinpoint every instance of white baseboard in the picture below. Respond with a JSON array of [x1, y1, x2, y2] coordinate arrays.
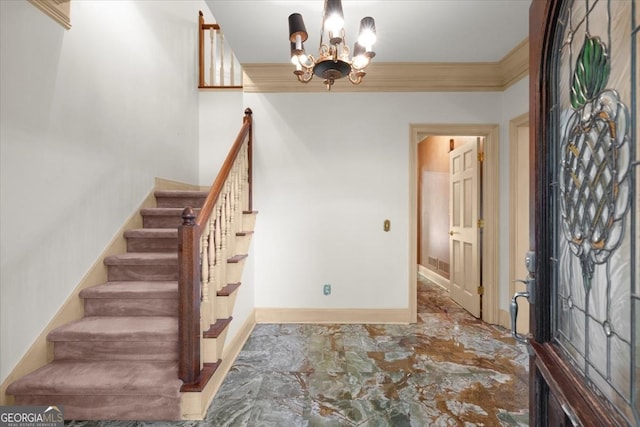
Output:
[[255, 308, 411, 324], [418, 265, 450, 290], [499, 309, 512, 330]]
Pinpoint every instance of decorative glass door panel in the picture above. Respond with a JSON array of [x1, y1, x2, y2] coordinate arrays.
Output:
[[550, 0, 638, 424]]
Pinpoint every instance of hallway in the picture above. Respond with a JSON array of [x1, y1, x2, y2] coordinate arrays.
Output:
[[67, 277, 529, 426]]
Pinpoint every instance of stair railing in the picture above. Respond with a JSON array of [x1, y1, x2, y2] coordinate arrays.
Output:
[[178, 108, 253, 385], [198, 11, 243, 89]]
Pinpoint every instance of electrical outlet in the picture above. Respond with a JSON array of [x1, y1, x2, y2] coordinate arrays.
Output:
[[323, 284, 331, 296]]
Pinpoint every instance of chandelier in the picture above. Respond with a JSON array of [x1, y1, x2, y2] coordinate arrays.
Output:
[[288, 0, 377, 90]]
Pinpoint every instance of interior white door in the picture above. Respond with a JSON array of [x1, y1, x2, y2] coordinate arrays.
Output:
[[449, 139, 481, 318]]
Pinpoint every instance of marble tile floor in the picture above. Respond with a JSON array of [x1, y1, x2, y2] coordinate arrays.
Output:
[[68, 278, 529, 426]]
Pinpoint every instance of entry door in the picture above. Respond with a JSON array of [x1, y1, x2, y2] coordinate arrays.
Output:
[[529, 0, 638, 425], [449, 139, 481, 318]]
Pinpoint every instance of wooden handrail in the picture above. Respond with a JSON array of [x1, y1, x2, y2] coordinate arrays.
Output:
[[196, 108, 252, 229], [178, 108, 253, 386]]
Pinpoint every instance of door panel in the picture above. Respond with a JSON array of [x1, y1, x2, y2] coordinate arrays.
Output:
[[449, 140, 481, 318], [530, 0, 638, 426]]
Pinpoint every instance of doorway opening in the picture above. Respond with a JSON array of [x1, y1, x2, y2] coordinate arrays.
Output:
[[417, 135, 484, 318], [409, 124, 499, 325]]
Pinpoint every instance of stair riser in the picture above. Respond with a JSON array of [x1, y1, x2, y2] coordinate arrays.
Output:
[[107, 265, 178, 282], [155, 196, 207, 209], [243, 212, 257, 232], [14, 394, 181, 421], [235, 235, 253, 256], [226, 259, 246, 284], [127, 237, 178, 253], [84, 298, 178, 317], [143, 216, 186, 229], [53, 340, 177, 361], [215, 293, 238, 319], [202, 330, 229, 363]]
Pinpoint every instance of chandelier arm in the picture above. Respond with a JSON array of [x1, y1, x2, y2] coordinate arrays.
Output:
[[348, 71, 365, 85], [295, 69, 314, 83], [300, 54, 315, 69]]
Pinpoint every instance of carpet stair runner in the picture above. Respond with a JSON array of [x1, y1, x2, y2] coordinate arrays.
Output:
[[7, 190, 253, 420]]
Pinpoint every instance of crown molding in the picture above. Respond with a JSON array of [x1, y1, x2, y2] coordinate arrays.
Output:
[[28, 0, 71, 29], [242, 37, 529, 93], [499, 38, 529, 89]]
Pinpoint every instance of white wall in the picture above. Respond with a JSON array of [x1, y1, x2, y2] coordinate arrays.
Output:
[[0, 0, 206, 382], [498, 77, 530, 310], [244, 91, 506, 311], [198, 91, 244, 186]]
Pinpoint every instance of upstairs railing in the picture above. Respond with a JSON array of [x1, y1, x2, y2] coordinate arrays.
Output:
[[178, 108, 253, 386], [198, 11, 243, 89]]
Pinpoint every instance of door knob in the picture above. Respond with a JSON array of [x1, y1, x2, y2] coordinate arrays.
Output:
[[449, 230, 454, 236]]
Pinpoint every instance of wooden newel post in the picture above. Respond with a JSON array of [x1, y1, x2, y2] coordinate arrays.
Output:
[[244, 107, 253, 212], [178, 207, 201, 384]]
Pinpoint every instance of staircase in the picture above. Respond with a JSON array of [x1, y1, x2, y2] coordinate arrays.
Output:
[[6, 189, 256, 420], [6, 109, 254, 420]]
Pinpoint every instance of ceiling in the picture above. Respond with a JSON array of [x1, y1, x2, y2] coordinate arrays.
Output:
[[204, 0, 532, 65]]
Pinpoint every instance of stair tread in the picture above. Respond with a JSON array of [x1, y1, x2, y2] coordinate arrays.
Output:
[[49, 316, 177, 341], [80, 281, 177, 299], [203, 317, 232, 339], [181, 361, 220, 392], [6, 360, 181, 397], [154, 190, 208, 198], [104, 252, 178, 265], [124, 228, 178, 238], [228, 254, 248, 263], [218, 282, 241, 297], [140, 208, 201, 215]]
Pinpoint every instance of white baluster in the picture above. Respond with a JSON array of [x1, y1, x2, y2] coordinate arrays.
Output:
[[201, 222, 210, 303], [215, 204, 224, 292], [208, 213, 216, 303], [219, 32, 225, 86], [229, 173, 237, 256], [230, 53, 236, 86], [200, 221, 211, 329], [220, 194, 228, 290], [225, 181, 235, 257], [234, 164, 242, 237], [209, 28, 215, 86], [241, 144, 249, 214]]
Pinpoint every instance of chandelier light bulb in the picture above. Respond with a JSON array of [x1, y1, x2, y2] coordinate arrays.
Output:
[[352, 43, 369, 69], [358, 17, 377, 50], [325, 13, 344, 38], [295, 34, 303, 51]]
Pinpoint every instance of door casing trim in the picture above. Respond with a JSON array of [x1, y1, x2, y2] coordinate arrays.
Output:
[[508, 112, 530, 330]]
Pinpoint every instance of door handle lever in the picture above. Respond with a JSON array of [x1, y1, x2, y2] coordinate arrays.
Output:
[[510, 289, 531, 344]]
